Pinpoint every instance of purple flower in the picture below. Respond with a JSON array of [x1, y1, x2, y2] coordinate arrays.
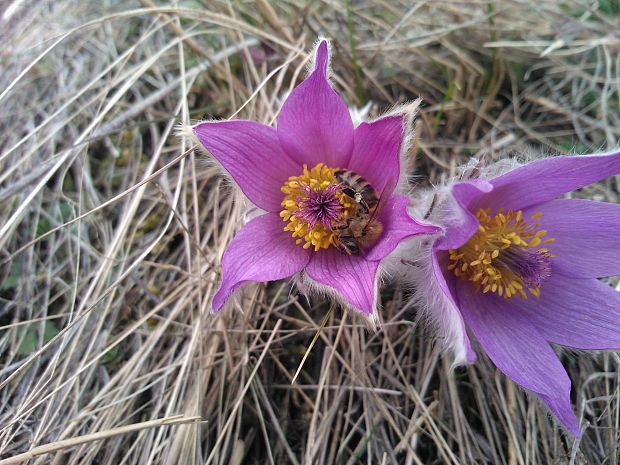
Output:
[[405, 152, 620, 436], [191, 40, 438, 322]]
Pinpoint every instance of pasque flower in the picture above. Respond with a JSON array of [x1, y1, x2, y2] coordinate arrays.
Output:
[[191, 40, 437, 321], [404, 152, 620, 436]]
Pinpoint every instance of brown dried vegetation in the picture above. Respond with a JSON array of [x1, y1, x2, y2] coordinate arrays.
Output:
[[0, 1, 619, 464]]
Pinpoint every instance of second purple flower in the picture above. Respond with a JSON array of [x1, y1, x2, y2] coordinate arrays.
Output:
[[401, 152, 620, 436]]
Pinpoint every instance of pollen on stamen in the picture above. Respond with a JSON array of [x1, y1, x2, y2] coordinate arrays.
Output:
[[448, 208, 555, 299], [280, 163, 354, 251]]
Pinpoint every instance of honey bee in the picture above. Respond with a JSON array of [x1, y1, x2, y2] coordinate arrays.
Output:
[[331, 170, 394, 256]]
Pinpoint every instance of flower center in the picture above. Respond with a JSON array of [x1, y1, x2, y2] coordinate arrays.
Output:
[[448, 209, 555, 299], [280, 163, 355, 251]]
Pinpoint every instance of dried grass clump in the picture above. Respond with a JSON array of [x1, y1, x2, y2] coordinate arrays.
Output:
[[1, 1, 618, 464]]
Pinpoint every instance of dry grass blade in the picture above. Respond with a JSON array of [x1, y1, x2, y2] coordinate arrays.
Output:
[[0, 415, 201, 465], [291, 304, 334, 385]]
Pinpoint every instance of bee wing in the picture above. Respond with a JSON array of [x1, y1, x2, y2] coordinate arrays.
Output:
[[362, 177, 396, 231]]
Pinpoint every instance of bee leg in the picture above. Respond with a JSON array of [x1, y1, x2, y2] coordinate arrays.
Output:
[[333, 241, 349, 255], [342, 240, 360, 255]]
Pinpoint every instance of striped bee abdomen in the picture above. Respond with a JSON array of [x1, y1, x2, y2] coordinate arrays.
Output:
[[334, 169, 379, 210]]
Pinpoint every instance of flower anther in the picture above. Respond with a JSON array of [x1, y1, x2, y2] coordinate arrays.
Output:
[[280, 163, 356, 251], [448, 208, 555, 299]]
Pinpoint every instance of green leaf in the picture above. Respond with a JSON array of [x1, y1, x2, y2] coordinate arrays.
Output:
[[17, 321, 60, 356], [1, 262, 22, 291]]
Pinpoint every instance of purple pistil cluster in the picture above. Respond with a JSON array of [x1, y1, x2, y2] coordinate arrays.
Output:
[[294, 183, 344, 229], [499, 248, 553, 289]]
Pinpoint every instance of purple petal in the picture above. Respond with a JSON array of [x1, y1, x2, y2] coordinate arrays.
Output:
[[529, 199, 620, 278], [365, 195, 439, 261], [482, 151, 620, 212], [277, 40, 354, 168], [507, 274, 620, 350], [194, 120, 301, 212], [431, 248, 476, 364], [456, 280, 581, 436], [346, 114, 405, 193], [436, 179, 493, 251], [306, 250, 378, 317], [212, 213, 310, 311]]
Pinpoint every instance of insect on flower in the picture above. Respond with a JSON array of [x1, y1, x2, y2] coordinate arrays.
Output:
[[331, 171, 394, 256], [187, 39, 438, 323], [401, 151, 620, 436]]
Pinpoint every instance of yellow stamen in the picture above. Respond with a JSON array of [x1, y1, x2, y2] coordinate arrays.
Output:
[[448, 208, 554, 299], [280, 163, 354, 251]]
